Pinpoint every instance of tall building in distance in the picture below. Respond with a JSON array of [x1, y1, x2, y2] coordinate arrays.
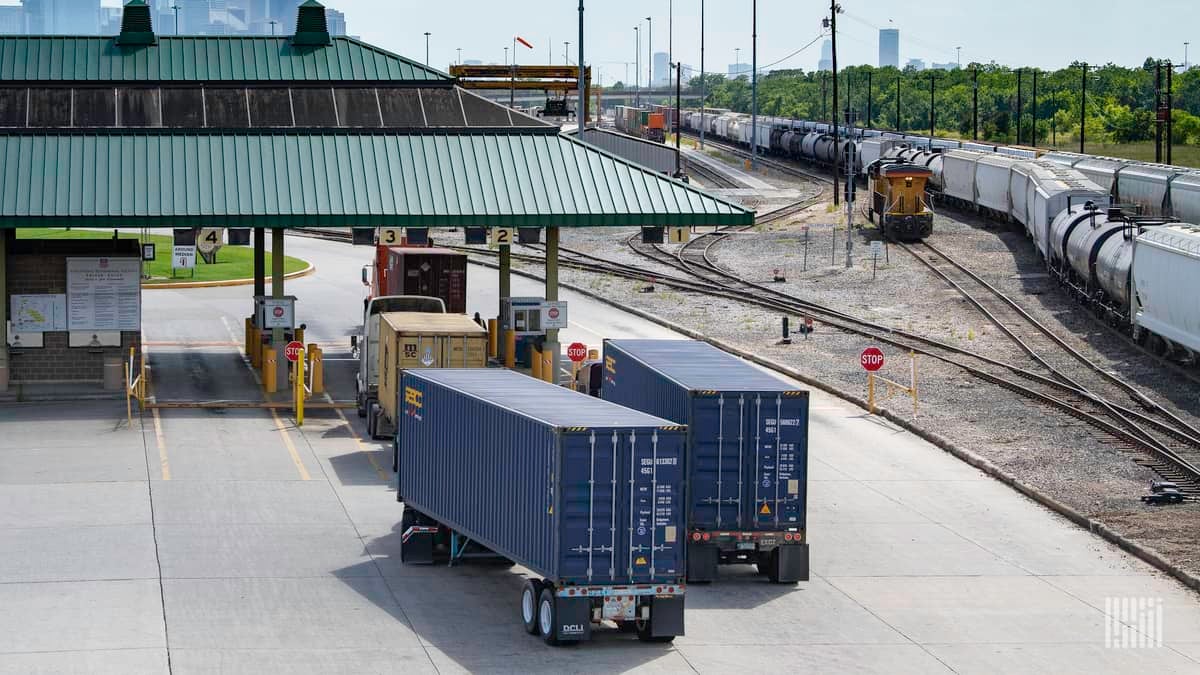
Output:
[[653, 51, 669, 87], [817, 39, 832, 71], [906, 58, 926, 71], [879, 28, 899, 68], [727, 62, 750, 78]]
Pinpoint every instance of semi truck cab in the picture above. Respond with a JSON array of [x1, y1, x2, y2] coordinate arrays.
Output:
[[353, 295, 445, 418]]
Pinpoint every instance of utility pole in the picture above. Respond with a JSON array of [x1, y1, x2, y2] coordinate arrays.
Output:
[[751, 0, 758, 169], [675, 62, 682, 175], [826, 1, 841, 206], [424, 32, 431, 67], [1167, 60, 1174, 165], [929, 71, 936, 149], [510, 37, 516, 108], [668, 0, 673, 76], [1015, 68, 1022, 145], [822, 73, 828, 125], [895, 74, 901, 132], [972, 67, 979, 140], [866, 69, 872, 127], [1080, 63, 1088, 154], [696, 0, 700, 147], [1155, 60, 1163, 163], [1032, 69, 1038, 148], [579, 1, 585, 134], [1186, 42, 1190, 70]]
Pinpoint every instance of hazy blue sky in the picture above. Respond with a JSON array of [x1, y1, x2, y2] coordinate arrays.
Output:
[[318, 0, 1196, 82]]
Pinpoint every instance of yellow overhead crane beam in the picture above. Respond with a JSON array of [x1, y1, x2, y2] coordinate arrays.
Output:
[[450, 65, 593, 120]]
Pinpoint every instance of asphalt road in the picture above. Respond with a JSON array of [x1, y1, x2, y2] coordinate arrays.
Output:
[[1, 233, 1198, 674]]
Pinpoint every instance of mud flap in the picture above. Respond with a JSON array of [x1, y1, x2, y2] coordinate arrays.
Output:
[[687, 542, 719, 582], [554, 596, 592, 642], [649, 595, 685, 637], [777, 543, 810, 582], [399, 526, 435, 565]]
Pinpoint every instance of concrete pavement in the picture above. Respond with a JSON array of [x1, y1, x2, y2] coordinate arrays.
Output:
[[2, 232, 1199, 673]]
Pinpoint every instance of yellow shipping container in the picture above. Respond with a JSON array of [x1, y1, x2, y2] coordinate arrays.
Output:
[[377, 312, 488, 435]]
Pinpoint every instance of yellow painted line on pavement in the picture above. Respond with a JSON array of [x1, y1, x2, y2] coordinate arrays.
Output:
[[325, 393, 389, 481], [271, 407, 312, 481], [151, 408, 171, 481]]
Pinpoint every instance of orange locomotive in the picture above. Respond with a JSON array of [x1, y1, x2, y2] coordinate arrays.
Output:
[[867, 159, 935, 241]]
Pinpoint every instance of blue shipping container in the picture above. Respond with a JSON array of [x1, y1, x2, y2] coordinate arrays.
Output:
[[601, 339, 809, 583], [397, 368, 688, 643]]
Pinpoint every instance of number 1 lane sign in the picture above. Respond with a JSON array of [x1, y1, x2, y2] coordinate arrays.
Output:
[[860, 347, 884, 372]]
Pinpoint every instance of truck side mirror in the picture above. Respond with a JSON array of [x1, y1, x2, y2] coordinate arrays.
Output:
[[361, 265, 370, 286], [350, 335, 358, 350]]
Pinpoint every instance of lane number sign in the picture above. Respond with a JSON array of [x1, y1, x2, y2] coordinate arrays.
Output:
[[567, 342, 588, 362], [285, 341, 304, 362], [668, 226, 690, 244], [491, 227, 514, 246], [860, 347, 885, 372], [379, 228, 403, 245]]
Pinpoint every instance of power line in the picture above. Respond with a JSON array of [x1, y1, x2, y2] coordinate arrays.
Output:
[[727, 31, 827, 76]]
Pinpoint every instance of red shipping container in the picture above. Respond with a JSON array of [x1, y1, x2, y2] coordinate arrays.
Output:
[[382, 247, 468, 314]]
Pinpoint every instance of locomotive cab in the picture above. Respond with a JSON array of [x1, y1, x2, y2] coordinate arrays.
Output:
[[868, 160, 935, 241]]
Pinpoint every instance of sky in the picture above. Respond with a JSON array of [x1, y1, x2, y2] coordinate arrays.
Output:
[[314, 0, 1197, 83]]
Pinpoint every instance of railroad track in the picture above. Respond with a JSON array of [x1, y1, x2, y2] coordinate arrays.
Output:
[[684, 157, 741, 189], [899, 239, 1200, 494]]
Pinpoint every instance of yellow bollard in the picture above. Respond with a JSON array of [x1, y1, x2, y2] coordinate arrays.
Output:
[[295, 346, 305, 426], [588, 349, 599, 360], [487, 319, 498, 359], [308, 343, 324, 395], [294, 327, 305, 346], [530, 345, 542, 380], [541, 349, 554, 384], [504, 330, 516, 369], [263, 348, 278, 394], [244, 317, 253, 357], [252, 333, 264, 369]]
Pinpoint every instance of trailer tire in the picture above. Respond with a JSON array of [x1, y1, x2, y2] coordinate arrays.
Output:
[[521, 579, 543, 635], [356, 392, 367, 418], [538, 588, 560, 646]]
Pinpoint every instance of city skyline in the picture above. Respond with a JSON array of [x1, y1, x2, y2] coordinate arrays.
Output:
[[0, 0, 349, 37]]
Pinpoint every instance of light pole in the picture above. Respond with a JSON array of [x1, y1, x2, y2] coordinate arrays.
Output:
[[824, 2, 842, 207], [634, 26, 640, 106], [457, 48, 462, 66], [956, 46, 961, 68], [735, 47, 741, 75], [564, 41, 570, 65], [424, 32, 431, 66], [751, 0, 757, 169], [696, 0, 700, 148], [646, 16, 652, 90], [668, 0, 673, 77], [1186, 42, 1191, 70], [578, 1, 585, 132], [504, 46, 509, 65], [172, 4, 181, 35]]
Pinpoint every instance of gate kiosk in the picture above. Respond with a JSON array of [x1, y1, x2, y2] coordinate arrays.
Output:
[[254, 295, 298, 392], [501, 297, 545, 367]]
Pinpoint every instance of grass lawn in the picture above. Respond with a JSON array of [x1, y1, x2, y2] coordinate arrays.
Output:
[[16, 229, 309, 285]]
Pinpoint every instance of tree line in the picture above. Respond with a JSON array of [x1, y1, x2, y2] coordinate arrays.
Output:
[[614, 61, 1200, 147]]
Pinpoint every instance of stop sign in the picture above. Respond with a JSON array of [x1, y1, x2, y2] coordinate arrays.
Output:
[[567, 342, 588, 363], [273, 306, 285, 319], [547, 307, 560, 320], [285, 341, 304, 362], [860, 347, 884, 372]]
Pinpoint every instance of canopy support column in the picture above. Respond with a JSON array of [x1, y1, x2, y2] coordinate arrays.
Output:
[[0, 230, 8, 393], [271, 228, 286, 392], [253, 228, 265, 299], [498, 243, 511, 364], [544, 226, 560, 384]]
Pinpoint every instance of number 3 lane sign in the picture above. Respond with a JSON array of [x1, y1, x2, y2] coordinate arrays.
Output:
[[860, 347, 884, 372]]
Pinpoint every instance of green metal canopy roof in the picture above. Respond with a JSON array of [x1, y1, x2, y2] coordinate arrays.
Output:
[[0, 132, 753, 228], [0, 36, 452, 83]]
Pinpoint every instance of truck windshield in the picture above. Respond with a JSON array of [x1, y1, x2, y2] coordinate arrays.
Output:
[[370, 297, 445, 315]]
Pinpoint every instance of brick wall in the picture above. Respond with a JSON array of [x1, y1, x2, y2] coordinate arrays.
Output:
[[7, 238, 141, 384]]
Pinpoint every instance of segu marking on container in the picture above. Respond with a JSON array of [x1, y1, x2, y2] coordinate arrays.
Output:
[[650, 430, 658, 578], [716, 395, 724, 528], [775, 395, 782, 528], [737, 396, 745, 528], [628, 429, 637, 580], [587, 430, 596, 582], [610, 430, 619, 579]]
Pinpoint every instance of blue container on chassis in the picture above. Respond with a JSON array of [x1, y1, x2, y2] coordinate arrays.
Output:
[[396, 368, 688, 644], [601, 339, 810, 583]]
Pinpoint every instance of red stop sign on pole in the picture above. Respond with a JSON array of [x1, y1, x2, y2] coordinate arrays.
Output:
[[567, 342, 588, 363], [285, 341, 304, 362], [860, 347, 885, 372]]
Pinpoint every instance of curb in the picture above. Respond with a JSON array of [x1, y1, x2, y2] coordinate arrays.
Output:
[[142, 263, 315, 290], [472, 257, 1200, 593]]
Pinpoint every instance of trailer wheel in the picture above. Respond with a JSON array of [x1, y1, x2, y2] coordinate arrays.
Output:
[[538, 588, 560, 646], [521, 579, 544, 635], [368, 403, 386, 441], [356, 392, 367, 418]]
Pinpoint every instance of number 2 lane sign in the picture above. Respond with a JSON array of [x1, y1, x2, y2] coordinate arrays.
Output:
[[860, 347, 884, 372]]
